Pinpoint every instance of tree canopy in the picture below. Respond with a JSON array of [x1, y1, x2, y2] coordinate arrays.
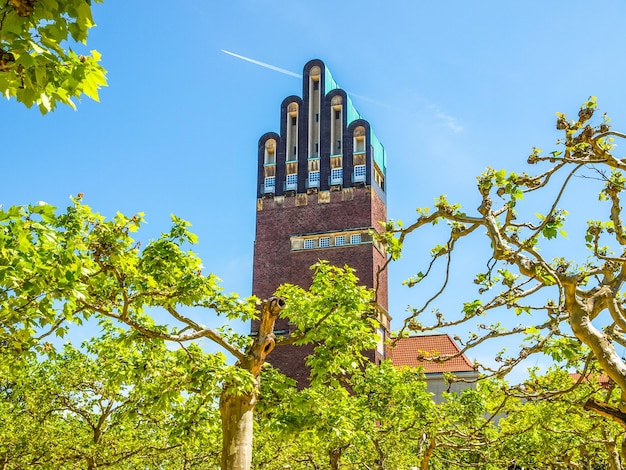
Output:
[[0, 0, 106, 113], [0, 197, 378, 470], [382, 98, 626, 441]]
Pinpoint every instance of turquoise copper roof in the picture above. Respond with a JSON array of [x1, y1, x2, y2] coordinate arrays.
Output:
[[324, 64, 387, 175]]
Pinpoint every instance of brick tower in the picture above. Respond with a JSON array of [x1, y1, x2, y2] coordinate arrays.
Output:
[[252, 59, 389, 384]]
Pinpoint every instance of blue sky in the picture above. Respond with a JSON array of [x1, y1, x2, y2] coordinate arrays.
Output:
[[3, 0, 626, 375]]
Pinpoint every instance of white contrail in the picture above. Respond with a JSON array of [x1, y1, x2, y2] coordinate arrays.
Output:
[[220, 50, 396, 109], [221, 50, 302, 78]]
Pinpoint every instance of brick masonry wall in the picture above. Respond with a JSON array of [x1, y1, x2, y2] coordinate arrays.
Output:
[[252, 186, 388, 386], [252, 186, 387, 328]]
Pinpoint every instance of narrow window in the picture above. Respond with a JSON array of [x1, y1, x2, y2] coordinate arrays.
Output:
[[286, 102, 298, 162], [315, 113, 319, 123], [376, 328, 385, 354], [354, 126, 366, 154], [264, 139, 276, 165], [350, 234, 361, 245], [335, 110, 340, 120], [313, 81, 319, 91]]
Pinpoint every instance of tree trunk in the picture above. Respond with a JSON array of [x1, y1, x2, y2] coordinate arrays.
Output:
[[605, 437, 622, 470], [329, 448, 342, 470], [220, 387, 258, 470], [219, 297, 284, 470], [420, 436, 436, 470]]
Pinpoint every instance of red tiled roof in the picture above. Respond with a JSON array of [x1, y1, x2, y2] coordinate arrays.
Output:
[[387, 334, 475, 374], [569, 373, 610, 388]]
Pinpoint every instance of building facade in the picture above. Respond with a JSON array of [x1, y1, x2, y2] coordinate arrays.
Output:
[[251, 59, 389, 383], [251, 59, 476, 393]]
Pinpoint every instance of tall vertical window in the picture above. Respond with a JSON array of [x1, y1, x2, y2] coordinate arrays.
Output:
[[354, 126, 366, 154], [286, 102, 298, 162], [376, 327, 385, 354], [309, 67, 321, 159], [264, 139, 276, 165], [330, 95, 343, 156]]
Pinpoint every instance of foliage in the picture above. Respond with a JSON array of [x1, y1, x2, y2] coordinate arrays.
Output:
[[276, 262, 378, 385], [0, 198, 380, 470], [497, 368, 623, 469], [0, 324, 223, 469], [0, 198, 257, 367], [0, 0, 107, 113], [254, 365, 625, 469], [381, 99, 626, 436]]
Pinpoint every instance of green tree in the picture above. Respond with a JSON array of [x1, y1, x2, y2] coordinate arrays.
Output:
[[497, 368, 624, 469], [255, 361, 503, 470], [381, 98, 626, 454], [0, 199, 377, 470], [0, 0, 107, 113], [254, 363, 412, 470], [349, 362, 435, 470], [0, 323, 224, 469]]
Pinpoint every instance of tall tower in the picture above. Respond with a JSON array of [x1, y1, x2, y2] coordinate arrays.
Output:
[[252, 59, 389, 384]]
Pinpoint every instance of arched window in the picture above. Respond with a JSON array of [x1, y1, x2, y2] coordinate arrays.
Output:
[[286, 103, 298, 161], [330, 95, 343, 156], [353, 126, 367, 183], [353, 126, 366, 154], [263, 139, 277, 194], [308, 66, 321, 159], [264, 139, 276, 165]]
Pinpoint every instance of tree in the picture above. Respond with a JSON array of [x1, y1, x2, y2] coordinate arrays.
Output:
[[0, 198, 377, 470], [0, 323, 224, 469], [381, 97, 626, 449], [497, 368, 624, 470], [255, 360, 504, 470], [0, 0, 107, 113]]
